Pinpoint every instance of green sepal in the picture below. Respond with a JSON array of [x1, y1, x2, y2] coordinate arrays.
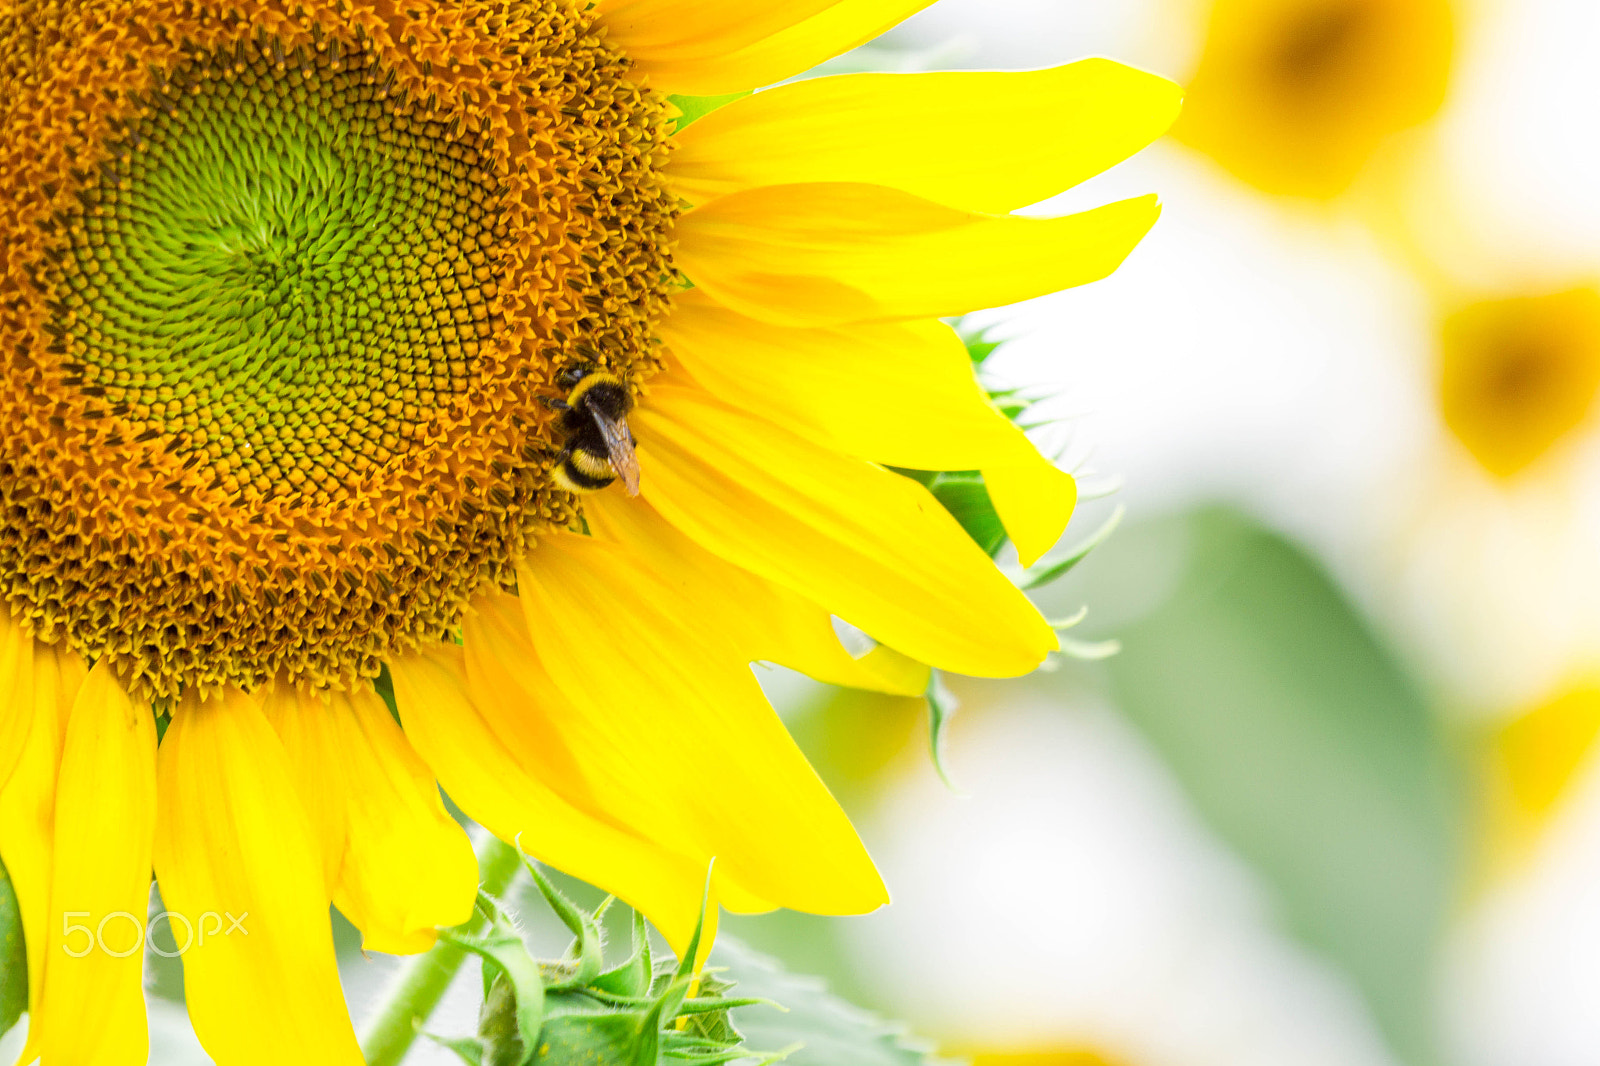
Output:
[[590, 909, 653, 998], [426, 1031, 487, 1066], [924, 672, 963, 793], [667, 92, 750, 132], [518, 855, 604, 990], [958, 322, 1003, 365], [438, 892, 546, 1065], [0, 855, 25, 1038], [928, 475, 1007, 558], [1058, 636, 1122, 661], [709, 937, 946, 1066], [1021, 504, 1126, 591]]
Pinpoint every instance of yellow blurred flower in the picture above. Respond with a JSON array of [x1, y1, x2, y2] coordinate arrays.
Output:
[[1438, 287, 1600, 479], [0, 0, 1181, 1061], [1174, 0, 1454, 198], [1480, 683, 1600, 877]]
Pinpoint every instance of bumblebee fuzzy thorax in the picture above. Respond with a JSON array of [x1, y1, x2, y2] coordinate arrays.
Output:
[[554, 372, 641, 496]]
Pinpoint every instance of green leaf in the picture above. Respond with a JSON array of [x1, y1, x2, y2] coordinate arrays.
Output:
[[709, 938, 948, 1066], [1, 856, 25, 1039], [1095, 507, 1464, 1066], [667, 92, 749, 131], [1021, 504, 1125, 591]]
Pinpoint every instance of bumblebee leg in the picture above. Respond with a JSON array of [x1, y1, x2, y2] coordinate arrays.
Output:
[[540, 396, 572, 411]]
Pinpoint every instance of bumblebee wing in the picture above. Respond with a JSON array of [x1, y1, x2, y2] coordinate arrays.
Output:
[[591, 409, 641, 497]]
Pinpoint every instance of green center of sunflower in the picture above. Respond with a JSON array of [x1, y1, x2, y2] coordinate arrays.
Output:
[[56, 45, 496, 502], [1, 3, 679, 700]]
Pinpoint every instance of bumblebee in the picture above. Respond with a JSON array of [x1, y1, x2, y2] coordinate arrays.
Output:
[[549, 369, 641, 496]]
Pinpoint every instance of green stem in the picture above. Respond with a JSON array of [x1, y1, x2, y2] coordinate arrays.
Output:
[[359, 831, 523, 1066]]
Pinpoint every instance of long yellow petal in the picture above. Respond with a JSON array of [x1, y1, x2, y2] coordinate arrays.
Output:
[[461, 592, 778, 920], [30, 661, 155, 1066], [585, 491, 930, 696], [672, 61, 1183, 211], [634, 383, 1057, 677], [515, 540, 888, 918], [388, 643, 716, 951], [153, 689, 362, 1066], [0, 614, 33, 793], [263, 685, 477, 956], [603, 0, 932, 96], [676, 182, 1160, 328], [658, 294, 1078, 562], [0, 642, 84, 1053]]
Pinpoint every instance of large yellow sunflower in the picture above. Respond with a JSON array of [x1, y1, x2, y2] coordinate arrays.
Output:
[[0, 1, 1179, 1061]]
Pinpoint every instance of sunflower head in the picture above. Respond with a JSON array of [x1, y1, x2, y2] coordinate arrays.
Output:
[[1173, 0, 1454, 198], [1438, 287, 1600, 479], [0, 0, 678, 700]]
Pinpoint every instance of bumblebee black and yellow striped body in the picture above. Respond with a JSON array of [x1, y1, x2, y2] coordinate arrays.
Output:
[[551, 370, 641, 496]]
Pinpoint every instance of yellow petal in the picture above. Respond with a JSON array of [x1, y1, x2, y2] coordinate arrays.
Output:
[[676, 182, 1160, 328], [983, 460, 1079, 569], [585, 491, 930, 696], [0, 642, 84, 1044], [659, 294, 1078, 561], [672, 61, 1183, 211], [153, 689, 362, 1066], [603, 0, 932, 96], [515, 539, 888, 918], [459, 593, 775, 921], [634, 383, 1057, 677], [598, 0, 838, 64], [30, 661, 155, 1066], [0, 614, 33, 794], [388, 643, 715, 951], [264, 685, 477, 956]]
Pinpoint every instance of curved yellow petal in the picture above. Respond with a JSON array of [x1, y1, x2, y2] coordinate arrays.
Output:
[[982, 460, 1079, 568], [585, 491, 930, 696], [388, 643, 717, 951], [459, 593, 775, 920], [605, 0, 932, 96], [153, 689, 362, 1066], [0, 642, 85, 1056], [633, 383, 1057, 677], [658, 295, 1079, 563], [671, 61, 1183, 211], [514, 539, 888, 918], [30, 661, 155, 1066], [0, 614, 33, 794], [263, 685, 477, 956], [598, 0, 838, 64], [676, 182, 1160, 328]]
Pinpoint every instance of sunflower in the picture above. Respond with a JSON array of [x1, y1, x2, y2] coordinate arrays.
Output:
[[1438, 287, 1600, 480], [1173, 0, 1454, 198], [0, 1, 1179, 1060]]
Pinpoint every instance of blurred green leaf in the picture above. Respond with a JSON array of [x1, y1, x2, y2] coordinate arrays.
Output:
[[0, 857, 24, 1037], [1100, 507, 1463, 1066], [713, 938, 949, 1066]]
